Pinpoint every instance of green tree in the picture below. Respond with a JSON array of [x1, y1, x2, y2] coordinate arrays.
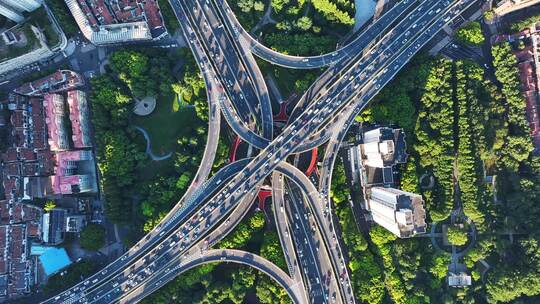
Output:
[[311, 0, 354, 25], [80, 224, 106, 251], [446, 225, 468, 246], [260, 231, 287, 272], [44, 261, 99, 293], [455, 21, 485, 46], [44, 200, 56, 212], [296, 16, 312, 31]]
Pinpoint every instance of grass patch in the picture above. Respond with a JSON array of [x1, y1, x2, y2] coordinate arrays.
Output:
[[132, 93, 199, 155], [172, 94, 180, 112], [29, 7, 60, 48], [259, 64, 298, 98], [132, 93, 202, 182]]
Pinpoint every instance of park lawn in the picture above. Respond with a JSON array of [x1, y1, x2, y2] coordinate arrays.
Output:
[[132, 93, 201, 180], [133, 93, 198, 154]]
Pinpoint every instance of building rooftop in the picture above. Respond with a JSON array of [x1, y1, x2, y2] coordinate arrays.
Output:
[[360, 127, 407, 168], [14, 71, 84, 97], [50, 150, 96, 195], [41, 208, 66, 245], [43, 94, 70, 151], [36, 247, 71, 276], [448, 272, 472, 287], [0, 224, 33, 299], [65, 0, 167, 44], [367, 187, 426, 238], [67, 90, 92, 148]]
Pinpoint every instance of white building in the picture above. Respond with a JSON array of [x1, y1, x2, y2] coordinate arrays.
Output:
[[64, 0, 152, 45], [448, 272, 472, 287], [366, 187, 426, 238], [348, 127, 408, 187], [360, 127, 407, 168]]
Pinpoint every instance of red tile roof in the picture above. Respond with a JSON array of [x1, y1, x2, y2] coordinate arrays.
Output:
[[2, 148, 18, 163], [4, 163, 20, 177], [19, 149, 36, 162]]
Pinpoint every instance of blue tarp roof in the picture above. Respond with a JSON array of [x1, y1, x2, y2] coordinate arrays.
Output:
[[38, 247, 72, 276]]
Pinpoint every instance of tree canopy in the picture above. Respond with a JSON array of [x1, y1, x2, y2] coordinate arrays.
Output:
[[80, 224, 106, 251]]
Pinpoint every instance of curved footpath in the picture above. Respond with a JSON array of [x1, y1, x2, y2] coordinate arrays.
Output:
[[133, 126, 173, 161]]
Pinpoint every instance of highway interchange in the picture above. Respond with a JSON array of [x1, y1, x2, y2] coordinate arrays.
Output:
[[45, 0, 479, 303]]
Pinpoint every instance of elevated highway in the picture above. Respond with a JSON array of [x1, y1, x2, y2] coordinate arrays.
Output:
[[46, 1, 478, 303]]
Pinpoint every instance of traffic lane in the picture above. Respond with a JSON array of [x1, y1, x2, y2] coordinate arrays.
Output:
[[266, 2, 472, 296], [180, 14, 271, 150], [288, 0, 455, 135], [84, 189, 257, 304], [186, 0, 264, 120], [271, 172, 305, 282], [64, 159, 253, 303], [87, 165, 268, 302], [113, 189, 260, 304], [162, 3, 474, 302], [206, 0, 274, 139], [218, 93, 270, 148], [178, 1, 261, 126], [284, 187, 327, 303], [286, 183, 340, 303], [176, 3, 255, 125], [279, 163, 351, 303], [287, 0, 439, 124], [120, 249, 306, 304]]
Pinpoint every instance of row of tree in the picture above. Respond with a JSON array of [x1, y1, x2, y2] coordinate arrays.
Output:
[[331, 162, 385, 303], [90, 75, 147, 223], [414, 59, 455, 222], [491, 43, 534, 171], [455, 61, 486, 227]]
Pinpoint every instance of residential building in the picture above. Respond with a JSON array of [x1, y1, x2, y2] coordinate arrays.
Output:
[[348, 127, 408, 187], [65, 215, 86, 233], [0, 71, 96, 299], [0, 224, 35, 301], [64, 0, 167, 45], [14, 70, 84, 97], [366, 187, 426, 238], [67, 90, 92, 148], [344, 125, 427, 238], [50, 150, 97, 195], [41, 208, 66, 245], [43, 94, 70, 151]]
